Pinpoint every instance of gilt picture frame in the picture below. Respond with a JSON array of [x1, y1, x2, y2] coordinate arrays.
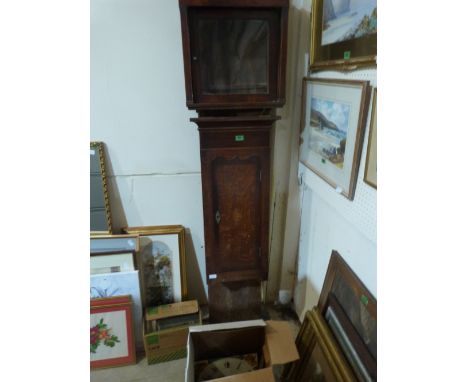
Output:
[[364, 88, 377, 189], [123, 225, 188, 307], [283, 307, 356, 382], [90, 295, 136, 369], [310, 0, 377, 71], [299, 78, 371, 200]]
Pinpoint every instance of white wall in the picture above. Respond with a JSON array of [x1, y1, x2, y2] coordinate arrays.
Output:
[[91, 0, 207, 303]]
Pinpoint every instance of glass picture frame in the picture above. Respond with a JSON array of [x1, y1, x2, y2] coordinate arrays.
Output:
[[310, 0, 377, 71], [123, 225, 188, 307], [299, 77, 371, 200]]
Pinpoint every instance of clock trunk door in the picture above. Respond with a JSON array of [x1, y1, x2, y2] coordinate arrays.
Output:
[[201, 148, 269, 281]]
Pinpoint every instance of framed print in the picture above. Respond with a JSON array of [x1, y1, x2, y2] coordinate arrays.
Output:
[[90, 271, 143, 350], [90, 252, 135, 275], [299, 78, 371, 200], [283, 307, 356, 382], [310, 0, 377, 71], [90, 295, 136, 369], [364, 88, 377, 189], [90, 234, 140, 255], [123, 225, 188, 307]]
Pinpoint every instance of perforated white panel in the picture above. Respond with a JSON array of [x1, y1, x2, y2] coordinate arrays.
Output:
[[300, 68, 377, 243]]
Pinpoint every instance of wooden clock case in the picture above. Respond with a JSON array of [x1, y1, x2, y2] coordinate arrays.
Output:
[[179, 0, 289, 322]]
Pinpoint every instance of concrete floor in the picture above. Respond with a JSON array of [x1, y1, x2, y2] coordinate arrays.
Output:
[[91, 304, 300, 382]]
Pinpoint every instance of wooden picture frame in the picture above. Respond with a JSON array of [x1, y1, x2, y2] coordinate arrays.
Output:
[[309, 0, 377, 71], [90, 295, 136, 369], [123, 225, 188, 307], [364, 88, 377, 189], [283, 307, 356, 382], [299, 77, 371, 200], [90, 142, 113, 235], [90, 234, 140, 255], [318, 250, 377, 381]]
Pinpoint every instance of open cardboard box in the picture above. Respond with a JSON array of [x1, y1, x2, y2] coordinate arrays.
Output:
[[185, 320, 299, 382]]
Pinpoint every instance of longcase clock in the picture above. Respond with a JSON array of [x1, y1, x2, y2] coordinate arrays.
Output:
[[179, 0, 289, 322]]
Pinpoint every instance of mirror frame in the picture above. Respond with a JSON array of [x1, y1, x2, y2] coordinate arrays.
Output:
[[90, 141, 113, 235]]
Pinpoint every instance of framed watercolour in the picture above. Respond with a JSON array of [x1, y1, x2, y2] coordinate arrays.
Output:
[[299, 78, 371, 200], [90, 295, 136, 369], [310, 0, 377, 71], [364, 88, 377, 189], [90, 271, 143, 350], [283, 307, 356, 382], [123, 225, 188, 307]]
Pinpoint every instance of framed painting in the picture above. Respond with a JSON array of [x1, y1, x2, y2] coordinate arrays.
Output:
[[364, 88, 377, 189], [310, 0, 377, 71], [123, 225, 188, 307], [90, 252, 135, 275], [90, 234, 140, 255], [90, 295, 136, 369], [90, 271, 143, 350], [299, 78, 371, 200], [318, 250, 377, 381], [283, 307, 356, 382]]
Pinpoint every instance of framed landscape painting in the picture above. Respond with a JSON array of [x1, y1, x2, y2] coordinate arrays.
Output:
[[299, 77, 371, 200], [123, 225, 187, 307], [90, 295, 136, 369], [310, 0, 377, 70]]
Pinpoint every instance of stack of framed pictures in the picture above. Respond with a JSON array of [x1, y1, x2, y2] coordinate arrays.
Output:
[[90, 234, 143, 360], [284, 251, 377, 381], [90, 295, 136, 369]]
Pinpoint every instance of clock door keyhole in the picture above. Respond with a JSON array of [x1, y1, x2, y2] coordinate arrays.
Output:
[[215, 210, 221, 225]]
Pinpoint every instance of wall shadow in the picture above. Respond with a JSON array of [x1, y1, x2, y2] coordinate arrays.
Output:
[[185, 228, 208, 305]]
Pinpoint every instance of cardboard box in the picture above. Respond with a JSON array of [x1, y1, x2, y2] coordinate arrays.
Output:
[[185, 319, 299, 382], [144, 300, 201, 365]]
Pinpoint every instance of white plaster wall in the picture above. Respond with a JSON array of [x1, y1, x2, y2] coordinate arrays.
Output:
[[91, 0, 207, 303]]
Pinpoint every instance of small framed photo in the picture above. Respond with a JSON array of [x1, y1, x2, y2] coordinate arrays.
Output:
[[364, 88, 377, 189], [310, 0, 377, 71], [299, 77, 371, 200], [123, 225, 188, 307], [90, 295, 136, 369]]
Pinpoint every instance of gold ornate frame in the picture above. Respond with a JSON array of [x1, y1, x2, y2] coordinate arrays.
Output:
[[283, 307, 356, 382], [123, 225, 188, 305], [309, 0, 377, 71], [90, 141, 113, 235]]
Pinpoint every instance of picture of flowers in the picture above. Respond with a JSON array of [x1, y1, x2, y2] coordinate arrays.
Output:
[[308, 97, 350, 169], [321, 0, 377, 46], [90, 318, 120, 354], [90, 295, 135, 369]]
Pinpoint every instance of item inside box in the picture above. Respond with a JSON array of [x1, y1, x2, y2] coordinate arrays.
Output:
[[190, 325, 266, 381], [194, 353, 262, 382], [145, 312, 200, 333]]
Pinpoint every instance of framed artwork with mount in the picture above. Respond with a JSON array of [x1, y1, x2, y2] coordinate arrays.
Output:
[[309, 0, 377, 71]]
